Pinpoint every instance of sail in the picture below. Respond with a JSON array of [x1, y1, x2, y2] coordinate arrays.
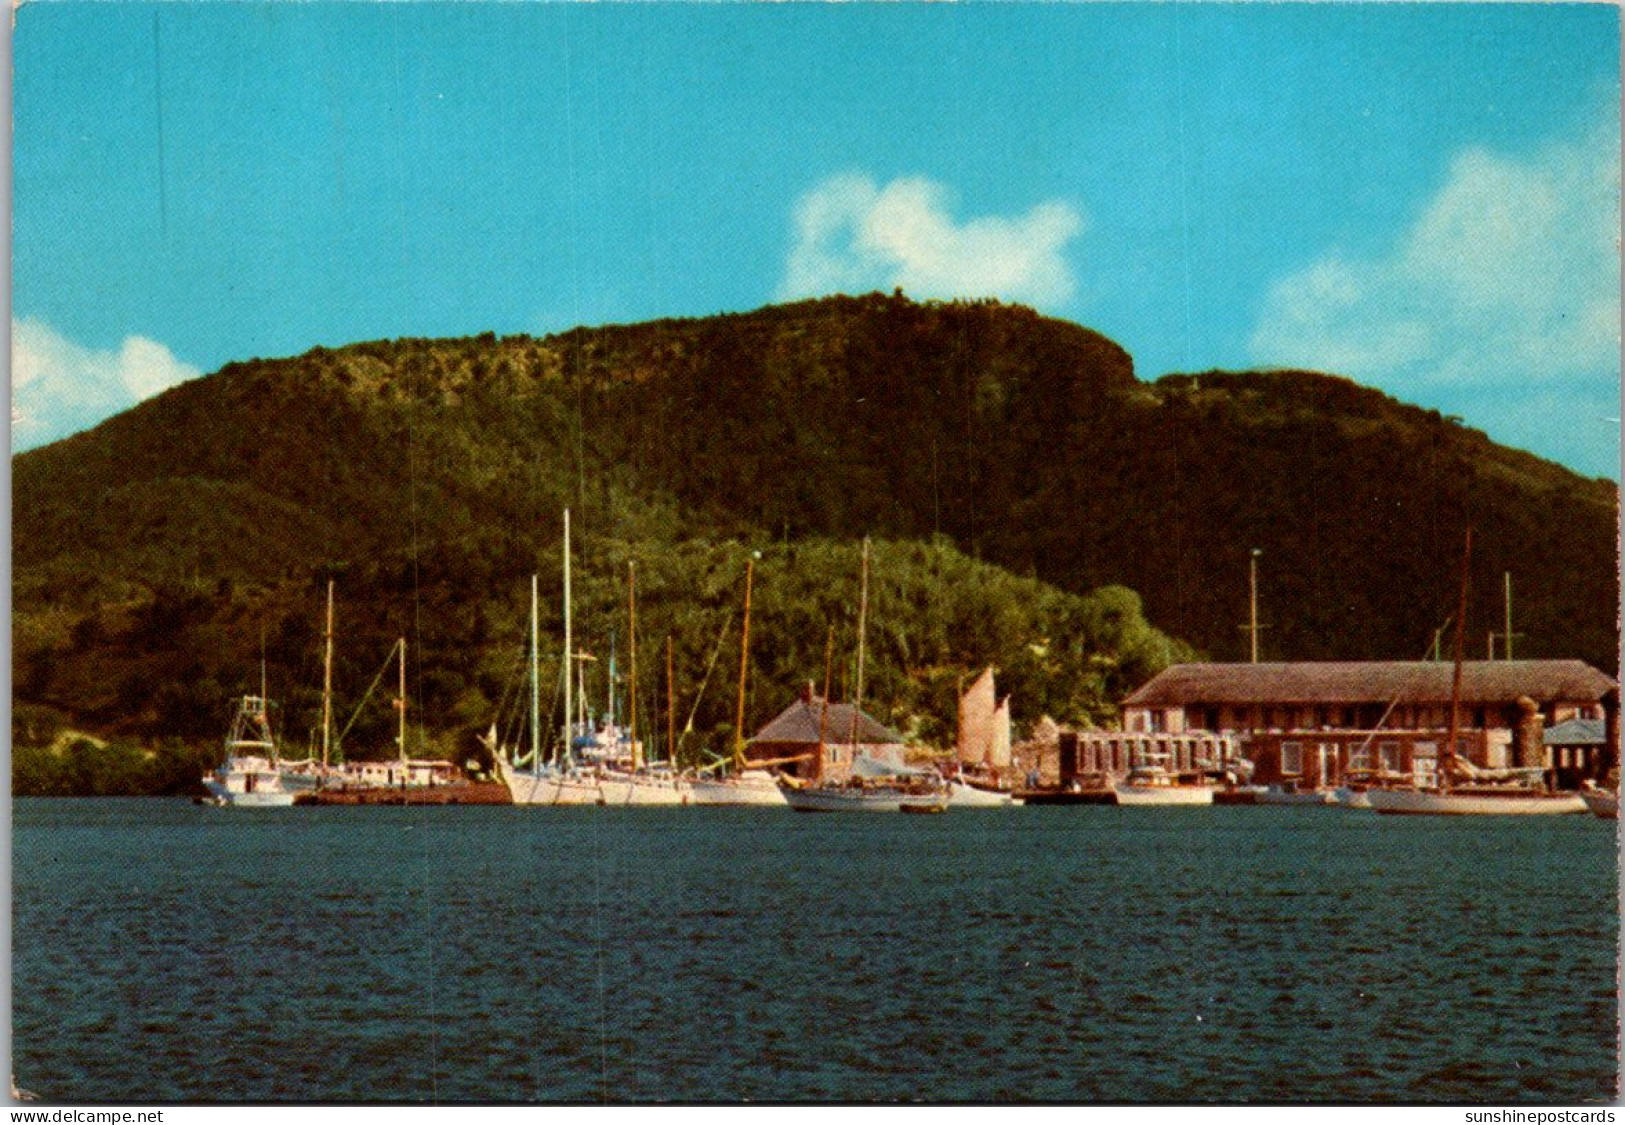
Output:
[[990, 696, 1012, 769], [958, 667, 997, 765]]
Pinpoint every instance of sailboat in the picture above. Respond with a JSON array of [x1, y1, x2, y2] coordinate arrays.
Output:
[[689, 552, 788, 806], [596, 560, 692, 806], [276, 579, 341, 794], [499, 510, 606, 807], [1367, 531, 1585, 816], [201, 694, 295, 807], [779, 540, 949, 814]]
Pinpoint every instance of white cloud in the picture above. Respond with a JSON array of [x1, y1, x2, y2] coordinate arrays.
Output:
[[778, 173, 1085, 308], [1250, 117, 1620, 398], [11, 318, 201, 450]]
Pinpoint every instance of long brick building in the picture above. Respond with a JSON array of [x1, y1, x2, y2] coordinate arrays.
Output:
[[1115, 660, 1619, 788]]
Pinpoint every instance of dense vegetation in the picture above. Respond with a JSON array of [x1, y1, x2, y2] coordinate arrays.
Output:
[[15, 293, 1617, 793]]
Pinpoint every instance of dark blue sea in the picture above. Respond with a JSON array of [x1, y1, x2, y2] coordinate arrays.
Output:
[[11, 798, 1620, 1103]]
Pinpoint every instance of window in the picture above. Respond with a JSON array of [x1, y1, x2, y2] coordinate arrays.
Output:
[[1281, 742, 1303, 774], [1379, 741, 1401, 773], [1349, 742, 1373, 772]]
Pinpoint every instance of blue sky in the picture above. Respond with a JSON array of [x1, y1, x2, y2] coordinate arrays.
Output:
[[11, 3, 1620, 479]]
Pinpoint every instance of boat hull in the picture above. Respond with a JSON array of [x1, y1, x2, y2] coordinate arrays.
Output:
[[1580, 790, 1618, 819], [1332, 787, 1373, 809], [781, 784, 948, 813], [201, 778, 295, 808], [1256, 787, 1337, 806], [499, 760, 604, 806], [947, 779, 1017, 807], [598, 772, 691, 806], [689, 772, 788, 806], [1367, 788, 1587, 815], [1113, 784, 1215, 806]]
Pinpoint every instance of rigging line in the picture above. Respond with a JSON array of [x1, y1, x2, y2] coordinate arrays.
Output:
[[683, 608, 736, 735], [334, 638, 404, 748], [1350, 617, 1464, 764]]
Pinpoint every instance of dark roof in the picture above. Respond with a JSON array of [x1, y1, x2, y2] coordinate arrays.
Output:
[[1123, 661, 1618, 708], [1545, 718, 1607, 746], [750, 695, 901, 746]]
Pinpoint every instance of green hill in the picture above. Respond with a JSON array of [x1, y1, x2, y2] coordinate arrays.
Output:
[[14, 293, 1617, 786]]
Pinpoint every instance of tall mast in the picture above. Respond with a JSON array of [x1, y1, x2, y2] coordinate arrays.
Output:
[[1443, 528, 1472, 793], [816, 625, 835, 784], [397, 637, 407, 765], [562, 509, 573, 770], [259, 626, 273, 764], [321, 579, 335, 770], [666, 635, 676, 767], [848, 538, 870, 750], [530, 574, 541, 774], [628, 560, 640, 770], [732, 553, 756, 775]]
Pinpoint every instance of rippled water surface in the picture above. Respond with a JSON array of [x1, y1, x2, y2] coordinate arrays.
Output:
[[12, 798, 1620, 1103]]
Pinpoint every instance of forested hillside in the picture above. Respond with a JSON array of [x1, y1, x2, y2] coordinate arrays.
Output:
[[15, 293, 1617, 790]]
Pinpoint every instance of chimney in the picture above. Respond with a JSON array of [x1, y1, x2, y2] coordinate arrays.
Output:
[[801, 681, 815, 705], [1058, 731, 1080, 784], [1512, 696, 1545, 770]]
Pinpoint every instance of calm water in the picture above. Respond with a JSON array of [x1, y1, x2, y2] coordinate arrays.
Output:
[[11, 798, 1620, 1104]]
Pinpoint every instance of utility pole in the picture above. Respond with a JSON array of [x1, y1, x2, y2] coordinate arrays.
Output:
[[1238, 548, 1268, 663]]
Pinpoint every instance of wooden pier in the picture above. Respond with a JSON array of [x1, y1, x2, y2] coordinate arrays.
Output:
[[293, 781, 512, 806]]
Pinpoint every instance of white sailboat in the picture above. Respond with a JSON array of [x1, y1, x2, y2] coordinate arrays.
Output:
[[1369, 531, 1584, 817], [778, 540, 949, 814], [500, 510, 605, 807], [596, 560, 692, 806], [689, 553, 787, 807], [201, 694, 295, 807]]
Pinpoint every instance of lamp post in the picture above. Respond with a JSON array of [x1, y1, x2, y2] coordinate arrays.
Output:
[[1248, 548, 1262, 664]]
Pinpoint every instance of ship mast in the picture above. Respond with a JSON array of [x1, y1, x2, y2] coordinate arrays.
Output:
[[529, 574, 540, 775], [816, 625, 834, 784], [732, 553, 756, 776], [628, 560, 640, 770], [666, 635, 676, 767], [397, 637, 407, 766], [321, 579, 335, 770], [562, 508, 573, 771], [1443, 529, 1473, 794], [847, 538, 870, 752]]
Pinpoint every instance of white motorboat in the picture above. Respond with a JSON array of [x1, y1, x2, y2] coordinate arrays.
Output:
[[1112, 761, 1215, 806], [201, 695, 295, 807]]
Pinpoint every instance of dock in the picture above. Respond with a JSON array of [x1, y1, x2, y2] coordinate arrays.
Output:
[[293, 781, 512, 806]]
